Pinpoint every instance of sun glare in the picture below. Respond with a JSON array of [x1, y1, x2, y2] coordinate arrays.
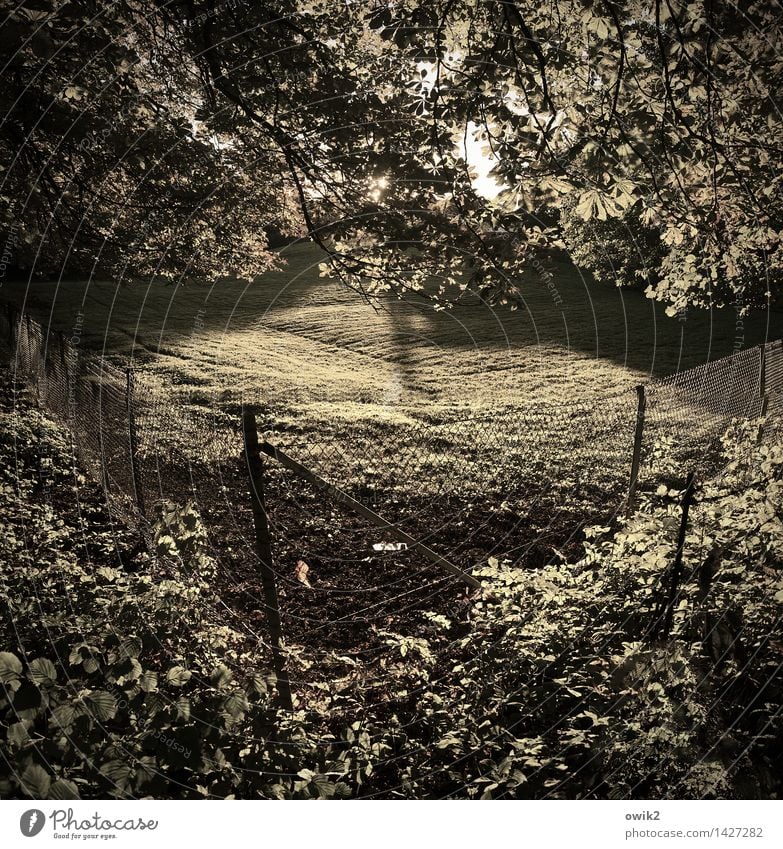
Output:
[[463, 123, 504, 200], [369, 175, 388, 202]]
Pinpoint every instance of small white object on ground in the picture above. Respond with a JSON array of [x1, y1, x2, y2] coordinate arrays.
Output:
[[372, 542, 408, 552]]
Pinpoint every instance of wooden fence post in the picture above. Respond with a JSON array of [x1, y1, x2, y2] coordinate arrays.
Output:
[[756, 393, 770, 445], [125, 368, 146, 516], [660, 471, 697, 639], [242, 411, 294, 711], [625, 384, 647, 515], [756, 344, 770, 440]]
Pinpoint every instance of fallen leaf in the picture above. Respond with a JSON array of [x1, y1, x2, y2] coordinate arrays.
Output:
[[294, 560, 311, 588]]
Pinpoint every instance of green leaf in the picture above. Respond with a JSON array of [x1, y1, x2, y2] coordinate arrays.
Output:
[[139, 670, 158, 693], [83, 657, 100, 674], [49, 778, 81, 800], [166, 666, 191, 687], [86, 691, 117, 722], [144, 692, 166, 716], [69, 643, 99, 667], [100, 760, 132, 792], [7, 721, 31, 747], [51, 704, 77, 731], [29, 658, 58, 687], [21, 764, 51, 798], [175, 696, 191, 721], [222, 692, 249, 720], [209, 664, 232, 690], [0, 651, 22, 683], [246, 674, 268, 697], [575, 190, 599, 221], [118, 636, 142, 660]]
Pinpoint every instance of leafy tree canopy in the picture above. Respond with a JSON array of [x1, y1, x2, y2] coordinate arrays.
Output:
[[2, 1, 781, 310]]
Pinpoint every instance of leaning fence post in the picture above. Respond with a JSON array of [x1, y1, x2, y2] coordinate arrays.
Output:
[[242, 410, 294, 711], [660, 471, 697, 639], [756, 392, 770, 445], [625, 384, 647, 515], [125, 367, 146, 517]]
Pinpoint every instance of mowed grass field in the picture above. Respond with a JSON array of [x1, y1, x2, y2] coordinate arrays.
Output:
[[2, 242, 779, 428]]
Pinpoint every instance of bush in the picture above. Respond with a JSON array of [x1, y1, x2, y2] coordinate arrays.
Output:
[[340, 417, 783, 798], [559, 195, 666, 291], [1, 380, 781, 798], [0, 395, 346, 799]]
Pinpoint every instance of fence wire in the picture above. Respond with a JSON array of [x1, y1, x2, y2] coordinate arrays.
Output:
[[2, 303, 780, 658]]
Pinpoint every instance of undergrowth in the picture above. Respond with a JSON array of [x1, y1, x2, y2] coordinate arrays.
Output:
[[1, 375, 781, 798]]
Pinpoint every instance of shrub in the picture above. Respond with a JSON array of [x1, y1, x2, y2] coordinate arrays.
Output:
[[2, 383, 780, 798]]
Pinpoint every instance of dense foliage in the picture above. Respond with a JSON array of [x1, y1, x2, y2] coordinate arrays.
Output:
[[2, 1, 781, 308], [0, 1, 301, 280], [2, 380, 780, 799]]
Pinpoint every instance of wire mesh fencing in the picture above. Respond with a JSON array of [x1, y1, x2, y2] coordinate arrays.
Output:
[[2, 302, 781, 660]]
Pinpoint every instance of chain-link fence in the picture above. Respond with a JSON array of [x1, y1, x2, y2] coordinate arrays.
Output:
[[2, 302, 781, 659]]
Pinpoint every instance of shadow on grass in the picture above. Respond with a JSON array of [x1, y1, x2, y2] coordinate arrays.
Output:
[[2, 242, 779, 379], [381, 251, 779, 378]]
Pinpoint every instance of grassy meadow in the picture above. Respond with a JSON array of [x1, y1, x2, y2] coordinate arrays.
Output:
[[1, 242, 779, 430]]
